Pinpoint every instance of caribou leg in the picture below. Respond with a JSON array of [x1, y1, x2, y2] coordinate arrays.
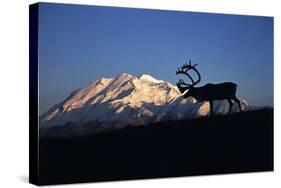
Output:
[[227, 98, 233, 114], [233, 97, 241, 112], [209, 100, 214, 116]]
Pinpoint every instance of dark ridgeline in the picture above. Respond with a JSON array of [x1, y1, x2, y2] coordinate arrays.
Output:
[[39, 108, 273, 185], [176, 60, 241, 116]]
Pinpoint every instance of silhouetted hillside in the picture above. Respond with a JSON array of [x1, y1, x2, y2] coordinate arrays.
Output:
[[39, 108, 273, 185]]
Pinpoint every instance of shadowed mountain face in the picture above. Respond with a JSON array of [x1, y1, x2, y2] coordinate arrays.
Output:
[[40, 73, 252, 137]]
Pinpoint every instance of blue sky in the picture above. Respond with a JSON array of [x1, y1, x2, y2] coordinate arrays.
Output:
[[38, 3, 273, 114]]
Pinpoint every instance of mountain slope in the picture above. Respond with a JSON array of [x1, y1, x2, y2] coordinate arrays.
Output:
[[39, 108, 273, 185], [40, 73, 249, 135]]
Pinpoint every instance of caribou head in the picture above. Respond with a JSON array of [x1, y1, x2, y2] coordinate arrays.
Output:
[[176, 60, 201, 98], [176, 59, 241, 116]]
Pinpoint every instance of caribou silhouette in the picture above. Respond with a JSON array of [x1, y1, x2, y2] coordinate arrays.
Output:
[[176, 60, 241, 116]]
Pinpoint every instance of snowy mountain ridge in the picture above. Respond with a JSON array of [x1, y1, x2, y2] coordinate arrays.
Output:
[[40, 73, 251, 135]]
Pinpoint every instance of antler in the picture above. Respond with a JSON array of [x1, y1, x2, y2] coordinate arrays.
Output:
[[176, 59, 201, 87], [177, 79, 192, 86]]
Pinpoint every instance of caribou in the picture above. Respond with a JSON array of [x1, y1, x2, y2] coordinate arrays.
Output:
[[176, 60, 241, 116]]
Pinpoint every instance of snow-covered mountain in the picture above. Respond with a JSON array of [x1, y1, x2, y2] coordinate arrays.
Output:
[[40, 73, 250, 136]]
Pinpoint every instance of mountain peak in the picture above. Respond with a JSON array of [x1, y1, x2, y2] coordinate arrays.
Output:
[[138, 74, 163, 83], [116, 73, 133, 79]]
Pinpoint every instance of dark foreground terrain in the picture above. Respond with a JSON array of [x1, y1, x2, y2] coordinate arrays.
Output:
[[39, 109, 273, 185]]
